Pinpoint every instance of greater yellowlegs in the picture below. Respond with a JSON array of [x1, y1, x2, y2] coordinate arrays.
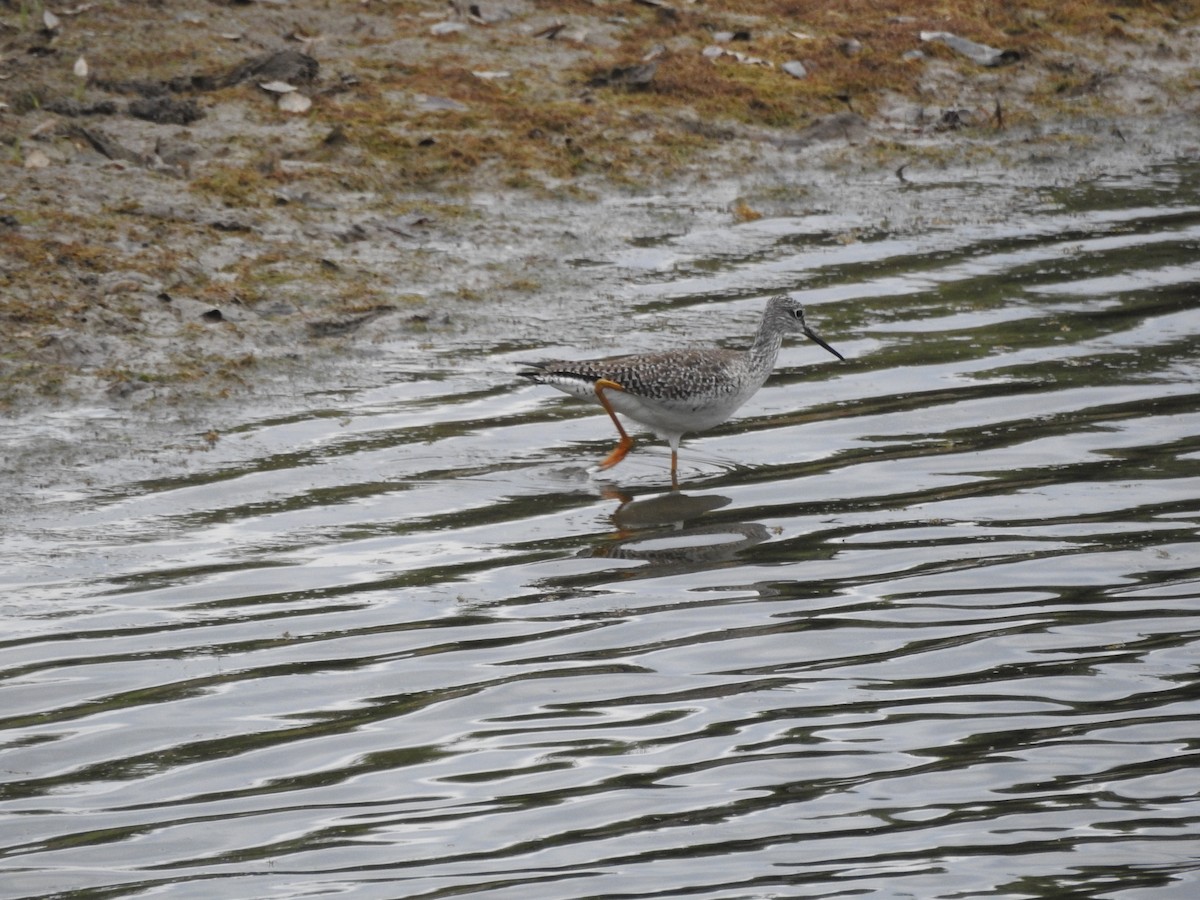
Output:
[[518, 295, 844, 485]]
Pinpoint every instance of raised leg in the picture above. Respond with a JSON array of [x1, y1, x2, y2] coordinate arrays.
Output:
[[593, 378, 634, 470]]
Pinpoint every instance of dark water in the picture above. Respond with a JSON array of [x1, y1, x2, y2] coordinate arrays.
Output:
[[4, 163, 1200, 899]]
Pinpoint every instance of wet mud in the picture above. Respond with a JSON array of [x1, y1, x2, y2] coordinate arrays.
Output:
[[2, 0, 1197, 506]]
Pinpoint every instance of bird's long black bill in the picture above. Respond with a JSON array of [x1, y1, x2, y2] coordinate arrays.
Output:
[[804, 326, 845, 361]]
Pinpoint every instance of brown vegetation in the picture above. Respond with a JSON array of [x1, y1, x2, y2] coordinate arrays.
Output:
[[1, 0, 1196, 411]]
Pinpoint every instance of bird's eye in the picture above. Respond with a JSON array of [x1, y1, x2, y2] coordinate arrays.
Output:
[[791, 308, 804, 319]]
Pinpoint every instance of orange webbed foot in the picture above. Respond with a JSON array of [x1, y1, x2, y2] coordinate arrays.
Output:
[[597, 435, 635, 470], [593, 378, 634, 470]]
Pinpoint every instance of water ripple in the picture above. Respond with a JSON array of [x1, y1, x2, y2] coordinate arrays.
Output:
[[3, 166, 1200, 899]]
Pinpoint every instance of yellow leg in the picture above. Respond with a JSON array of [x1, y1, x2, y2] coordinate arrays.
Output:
[[593, 378, 634, 470]]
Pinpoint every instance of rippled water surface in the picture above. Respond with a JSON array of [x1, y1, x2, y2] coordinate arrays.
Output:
[[4, 163, 1200, 899]]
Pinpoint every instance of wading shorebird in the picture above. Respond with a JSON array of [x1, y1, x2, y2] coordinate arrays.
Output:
[[518, 295, 844, 486]]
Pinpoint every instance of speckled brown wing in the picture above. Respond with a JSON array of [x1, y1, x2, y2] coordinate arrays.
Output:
[[519, 348, 742, 402]]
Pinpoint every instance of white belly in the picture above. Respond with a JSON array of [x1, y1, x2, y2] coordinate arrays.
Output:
[[604, 388, 749, 439]]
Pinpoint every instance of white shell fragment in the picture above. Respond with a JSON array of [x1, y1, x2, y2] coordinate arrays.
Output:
[[43, 9, 61, 31], [728, 50, 769, 66], [278, 92, 312, 113], [73, 56, 89, 79], [920, 31, 1018, 67], [260, 80, 297, 94], [782, 60, 808, 79], [430, 21, 467, 36], [703, 46, 772, 67], [24, 148, 51, 169]]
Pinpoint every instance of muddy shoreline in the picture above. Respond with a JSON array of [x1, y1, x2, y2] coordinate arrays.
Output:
[[2, 0, 1198, 507]]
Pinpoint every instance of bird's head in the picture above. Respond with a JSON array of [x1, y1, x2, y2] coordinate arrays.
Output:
[[767, 295, 844, 360]]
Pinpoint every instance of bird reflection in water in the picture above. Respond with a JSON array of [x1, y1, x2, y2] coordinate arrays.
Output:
[[584, 488, 771, 577]]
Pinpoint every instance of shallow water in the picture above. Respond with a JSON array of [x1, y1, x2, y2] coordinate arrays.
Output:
[[3, 163, 1200, 899]]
